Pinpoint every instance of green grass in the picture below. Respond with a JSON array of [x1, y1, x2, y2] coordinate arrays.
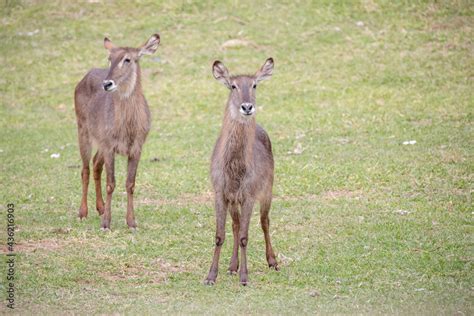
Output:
[[0, 0, 473, 314]]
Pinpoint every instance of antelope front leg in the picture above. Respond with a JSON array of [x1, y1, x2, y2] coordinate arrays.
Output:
[[78, 164, 90, 219], [125, 154, 141, 229], [239, 199, 255, 286], [101, 153, 115, 230], [93, 151, 105, 216], [205, 193, 227, 285], [260, 199, 279, 270], [228, 203, 240, 274], [77, 135, 91, 220]]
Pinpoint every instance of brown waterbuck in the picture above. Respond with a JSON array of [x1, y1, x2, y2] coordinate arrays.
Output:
[[205, 58, 279, 286], [74, 34, 160, 230]]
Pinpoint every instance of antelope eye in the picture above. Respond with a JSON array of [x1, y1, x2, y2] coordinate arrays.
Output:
[[124, 58, 131, 63], [231, 84, 237, 90], [252, 84, 257, 89]]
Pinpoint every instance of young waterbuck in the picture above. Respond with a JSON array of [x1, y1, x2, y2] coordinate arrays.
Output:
[[74, 34, 160, 230], [205, 58, 279, 286]]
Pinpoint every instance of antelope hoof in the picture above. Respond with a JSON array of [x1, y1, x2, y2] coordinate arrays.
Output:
[[268, 258, 279, 271], [228, 259, 239, 274], [96, 205, 105, 216], [204, 278, 216, 286], [269, 263, 280, 271], [78, 207, 88, 220], [240, 279, 249, 286], [100, 227, 110, 232], [127, 218, 137, 229], [101, 218, 111, 230], [240, 273, 248, 286]]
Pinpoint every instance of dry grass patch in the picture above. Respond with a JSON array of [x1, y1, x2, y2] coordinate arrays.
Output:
[[275, 190, 364, 202], [1, 238, 66, 254], [137, 191, 213, 208], [99, 257, 189, 284]]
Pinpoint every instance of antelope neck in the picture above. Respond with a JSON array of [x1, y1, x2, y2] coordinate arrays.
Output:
[[221, 109, 256, 165]]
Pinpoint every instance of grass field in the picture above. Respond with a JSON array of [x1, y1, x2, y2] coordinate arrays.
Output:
[[0, 0, 473, 314]]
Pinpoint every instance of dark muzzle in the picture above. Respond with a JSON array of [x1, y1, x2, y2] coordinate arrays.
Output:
[[102, 80, 116, 91], [240, 103, 254, 116]]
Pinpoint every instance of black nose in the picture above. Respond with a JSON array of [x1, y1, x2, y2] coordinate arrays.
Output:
[[103, 80, 114, 91], [241, 103, 253, 114]]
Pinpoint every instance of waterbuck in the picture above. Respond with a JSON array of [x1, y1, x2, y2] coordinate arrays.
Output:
[[205, 58, 279, 286], [74, 34, 160, 230]]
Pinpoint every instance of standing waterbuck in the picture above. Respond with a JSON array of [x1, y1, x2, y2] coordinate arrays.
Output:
[[74, 34, 160, 229], [205, 58, 279, 286]]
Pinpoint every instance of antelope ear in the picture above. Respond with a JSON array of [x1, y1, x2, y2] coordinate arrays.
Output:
[[255, 57, 274, 83], [139, 33, 160, 57], [104, 37, 115, 51], [212, 60, 231, 88]]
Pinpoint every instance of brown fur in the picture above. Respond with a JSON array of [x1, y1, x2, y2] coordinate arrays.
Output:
[[205, 58, 278, 286], [74, 34, 160, 229]]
